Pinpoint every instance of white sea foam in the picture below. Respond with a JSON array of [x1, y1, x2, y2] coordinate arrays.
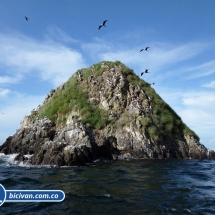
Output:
[[0, 153, 37, 167], [93, 159, 101, 163], [171, 208, 177, 211], [0, 153, 18, 165], [0, 153, 75, 168], [184, 208, 192, 213], [24, 154, 33, 159], [15, 154, 34, 166], [104, 193, 111, 198], [96, 194, 111, 198]]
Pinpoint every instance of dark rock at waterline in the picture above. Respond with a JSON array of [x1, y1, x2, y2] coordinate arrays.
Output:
[[1, 61, 215, 166]]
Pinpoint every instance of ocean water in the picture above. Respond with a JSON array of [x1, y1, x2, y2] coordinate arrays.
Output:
[[0, 154, 215, 215]]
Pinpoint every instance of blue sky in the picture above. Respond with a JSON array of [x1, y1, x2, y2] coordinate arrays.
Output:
[[0, 0, 215, 150]]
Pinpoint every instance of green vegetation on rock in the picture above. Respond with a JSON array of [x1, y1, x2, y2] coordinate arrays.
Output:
[[31, 60, 199, 141], [38, 77, 110, 129]]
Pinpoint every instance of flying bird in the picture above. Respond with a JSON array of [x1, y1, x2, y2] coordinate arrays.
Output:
[[98, 20, 108, 30], [140, 47, 150, 52], [25, 16, 29, 21], [145, 69, 149, 73], [149, 83, 155, 86], [141, 72, 144, 76]]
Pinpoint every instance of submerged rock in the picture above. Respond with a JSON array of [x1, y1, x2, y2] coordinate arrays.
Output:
[[1, 61, 214, 165]]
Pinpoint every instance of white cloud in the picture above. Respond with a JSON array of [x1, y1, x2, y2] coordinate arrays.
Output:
[[46, 26, 79, 44], [0, 30, 88, 144], [179, 109, 215, 137], [0, 32, 86, 87], [202, 80, 215, 88], [0, 88, 10, 97], [182, 92, 215, 110], [158, 89, 215, 150], [82, 40, 209, 78], [0, 30, 214, 152], [81, 37, 114, 60], [0, 75, 21, 85], [180, 60, 215, 80], [0, 91, 45, 145], [76, 38, 215, 151], [179, 92, 215, 134]]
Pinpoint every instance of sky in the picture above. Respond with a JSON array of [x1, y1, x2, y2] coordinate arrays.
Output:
[[0, 0, 215, 150]]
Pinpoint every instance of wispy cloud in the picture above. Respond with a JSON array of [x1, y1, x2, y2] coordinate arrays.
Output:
[[179, 91, 215, 136], [0, 90, 45, 143], [0, 88, 10, 97], [175, 60, 215, 81], [159, 87, 215, 149], [45, 26, 79, 44], [82, 39, 209, 76], [62, 36, 215, 150], [0, 32, 86, 87], [0, 29, 214, 150], [0, 75, 21, 85], [202, 80, 215, 88], [0, 30, 87, 144], [82, 35, 215, 149], [182, 91, 215, 110]]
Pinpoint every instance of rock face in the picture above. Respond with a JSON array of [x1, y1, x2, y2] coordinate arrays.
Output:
[[1, 61, 215, 166]]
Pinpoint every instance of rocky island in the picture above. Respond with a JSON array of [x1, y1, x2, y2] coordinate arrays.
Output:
[[1, 61, 214, 166]]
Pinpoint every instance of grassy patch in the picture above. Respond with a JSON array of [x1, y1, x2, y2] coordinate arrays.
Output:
[[32, 60, 200, 140], [38, 75, 110, 129]]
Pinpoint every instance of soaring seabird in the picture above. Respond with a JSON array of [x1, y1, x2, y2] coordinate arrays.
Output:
[[98, 20, 108, 30], [140, 47, 150, 52], [141, 72, 144, 76], [25, 16, 29, 21], [145, 69, 149, 73]]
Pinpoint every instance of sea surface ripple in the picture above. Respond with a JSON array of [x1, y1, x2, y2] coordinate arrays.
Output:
[[0, 154, 215, 215]]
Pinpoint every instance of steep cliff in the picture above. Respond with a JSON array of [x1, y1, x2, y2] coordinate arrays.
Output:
[[1, 61, 214, 166]]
